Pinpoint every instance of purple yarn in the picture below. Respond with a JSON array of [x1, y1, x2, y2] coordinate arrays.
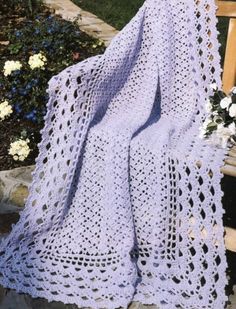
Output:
[[0, 1, 228, 308]]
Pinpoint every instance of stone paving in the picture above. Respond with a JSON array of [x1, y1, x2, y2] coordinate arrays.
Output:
[[44, 0, 119, 47], [0, 165, 34, 214]]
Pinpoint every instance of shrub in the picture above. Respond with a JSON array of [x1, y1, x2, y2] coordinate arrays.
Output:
[[0, 12, 106, 166], [0, 0, 43, 17]]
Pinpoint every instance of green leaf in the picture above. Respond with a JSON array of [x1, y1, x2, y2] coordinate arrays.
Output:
[[207, 122, 217, 129]]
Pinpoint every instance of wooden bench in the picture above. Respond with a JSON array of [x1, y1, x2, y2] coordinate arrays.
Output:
[[216, 1, 236, 177]]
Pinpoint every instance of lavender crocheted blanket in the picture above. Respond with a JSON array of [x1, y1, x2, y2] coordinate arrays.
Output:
[[0, 0, 229, 308]]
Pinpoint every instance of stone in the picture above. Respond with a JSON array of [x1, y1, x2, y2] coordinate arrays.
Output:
[[0, 287, 31, 309], [8, 165, 34, 183], [44, 0, 119, 47], [0, 41, 9, 46], [8, 184, 29, 207], [0, 165, 34, 211], [128, 302, 142, 309], [0, 180, 5, 202]]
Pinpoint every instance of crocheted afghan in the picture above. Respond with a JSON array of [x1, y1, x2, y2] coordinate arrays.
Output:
[[0, 0, 229, 308]]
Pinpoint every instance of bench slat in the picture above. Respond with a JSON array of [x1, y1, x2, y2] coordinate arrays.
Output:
[[216, 1, 236, 17], [221, 164, 236, 177], [225, 156, 236, 167]]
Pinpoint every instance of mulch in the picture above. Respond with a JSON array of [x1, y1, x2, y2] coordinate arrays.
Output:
[[0, 213, 20, 234]]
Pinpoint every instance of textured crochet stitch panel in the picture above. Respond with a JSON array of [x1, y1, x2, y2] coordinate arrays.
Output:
[[0, 0, 229, 309]]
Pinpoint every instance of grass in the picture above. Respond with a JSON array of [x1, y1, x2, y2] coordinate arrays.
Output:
[[72, 0, 229, 68], [73, 0, 145, 30]]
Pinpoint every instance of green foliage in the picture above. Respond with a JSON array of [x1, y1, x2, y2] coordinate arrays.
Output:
[[0, 0, 43, 17], [217, 16, 230, 69], [0, 12, 106, 154]]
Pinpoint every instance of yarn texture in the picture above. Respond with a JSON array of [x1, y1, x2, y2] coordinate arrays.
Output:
[[0, 0, 229, 308]]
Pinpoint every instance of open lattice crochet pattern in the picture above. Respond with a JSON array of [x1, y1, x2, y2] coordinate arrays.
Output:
[[0, 0, 229, 308]]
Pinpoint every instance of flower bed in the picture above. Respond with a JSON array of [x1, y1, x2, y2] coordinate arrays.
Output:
[[0, 3, 106, 171]]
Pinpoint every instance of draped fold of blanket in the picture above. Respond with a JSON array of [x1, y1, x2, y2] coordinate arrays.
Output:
[[0, 0, 229, 308]]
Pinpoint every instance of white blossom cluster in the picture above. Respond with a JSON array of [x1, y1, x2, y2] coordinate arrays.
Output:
[[212, 122, 236, 149], [199, 84, 236, 148], [8, 138, 31, 161], [2, 53, 47, 78], [219, 95, 236, 117], [2, 53, 47, 163], [0, 100, 13, 120], [3, 60, 22, 76], [28, 52, 47, 70]]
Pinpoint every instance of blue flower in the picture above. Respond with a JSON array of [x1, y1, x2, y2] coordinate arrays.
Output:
[[12, 70, 21, 77], [14, 103, 22, 114], [26, 83, 32, 90], [6, 93, 12, 99], [47, 28, 53, 34], [11, 87, 17, 94], [24, 110, 37, 121], [31, 78, 38, 86], [15, 31, 22, 37], [19, 88, 28, 96], [42, 41, 50, 48], [42, 107, 47, 115], [44, 93, 49, 102], [35, 28, 40, 35]]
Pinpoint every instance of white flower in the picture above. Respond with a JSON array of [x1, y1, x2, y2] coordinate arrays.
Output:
[[28, 53, 47, 70], [8, 138, 31, 161], [230, 86, 236, 94], [0, 100, 13, 120], [228, 122, 236, 135], [220, 96, 232, 110], [215, 124, 234, 148], [3, 60, 22, 76], [205, 99, 212, 113], [210, 83, 218, 91], [217, 123, 224, 130], [229, 104, 236, 118]]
